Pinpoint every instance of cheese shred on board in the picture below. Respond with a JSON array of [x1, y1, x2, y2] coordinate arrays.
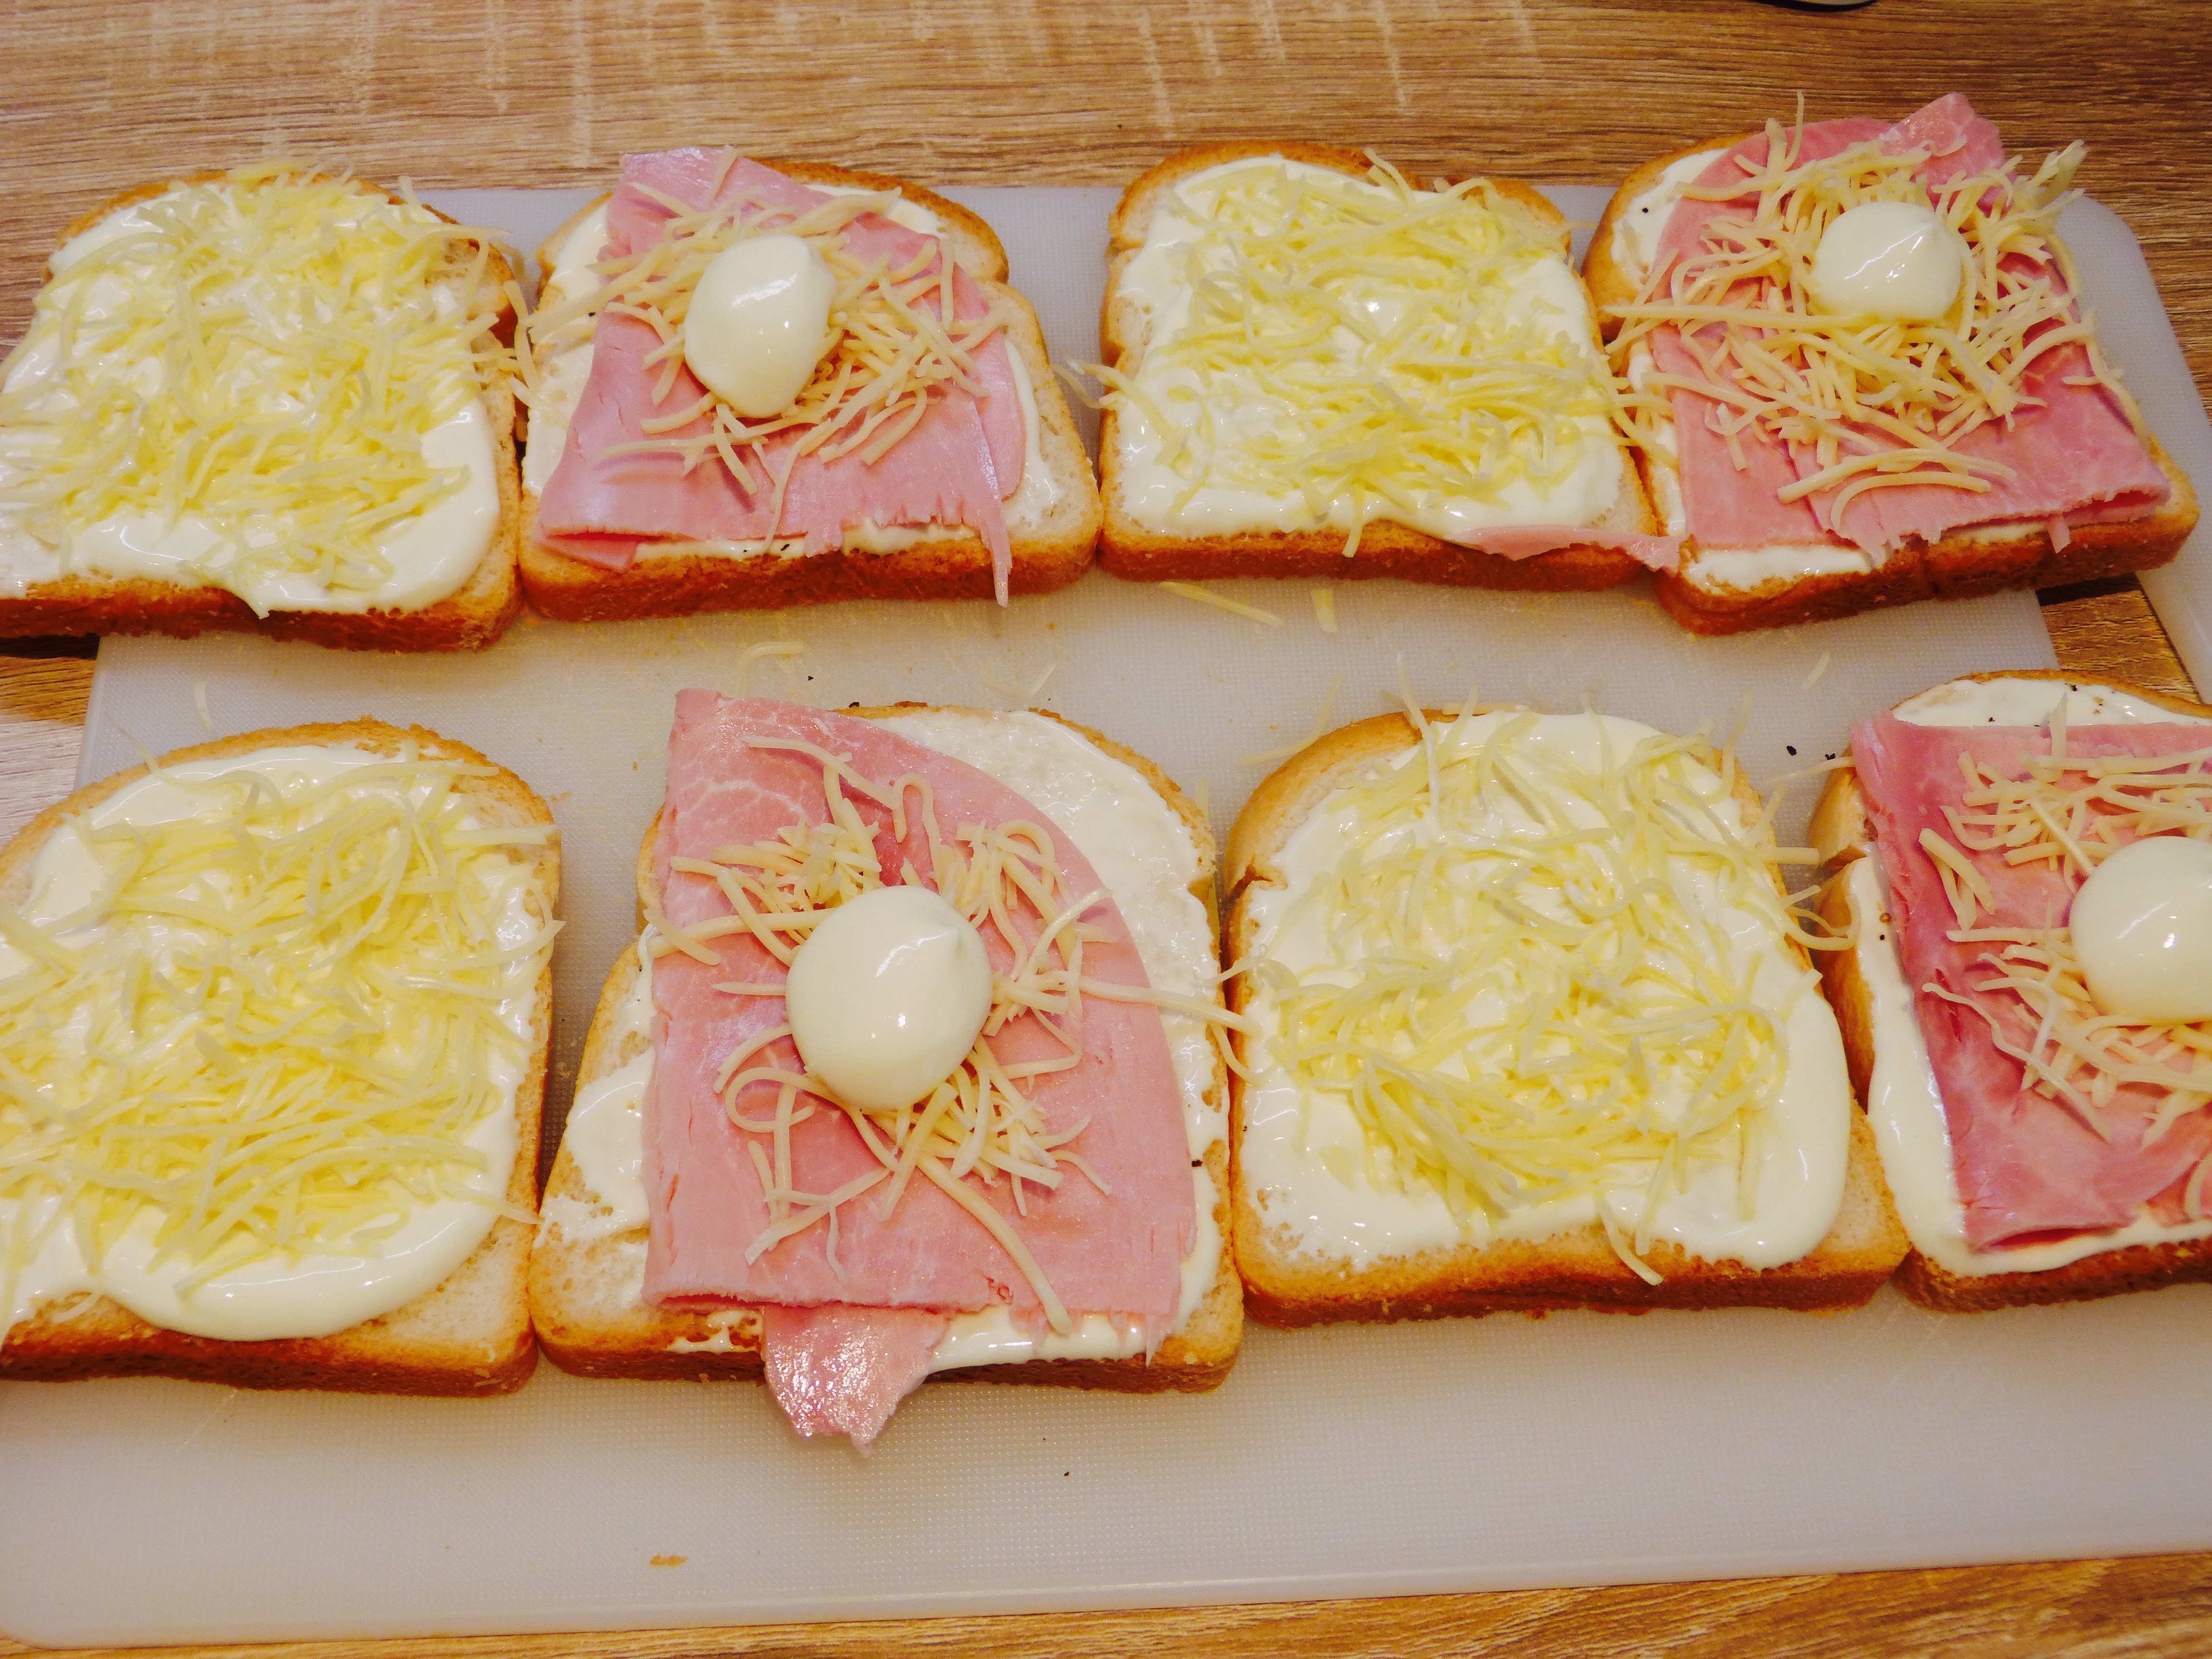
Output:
[[520, 175, 1012, 502], [1608, 126, 2131, 525], [1918, 735, 2212, 1147], [653, 740, 1245, 1334], [0, 166, 513, 605], [1098, 159, 1628, 549], [1250, 709, 1836, 1268], [0, 750, 556, 1326]]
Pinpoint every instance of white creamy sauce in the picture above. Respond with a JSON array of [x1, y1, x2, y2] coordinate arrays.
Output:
[[1607, 148, 1726, 274], [522, 187, 1054, 540], [0, 184, 502, 613], [1859, 677, 2212, 1274], [1114, 156, 1623, 542], [1237, 710, 1853, 1272], [549, 711, 1225, 1370], [0, 746, 543, 1342]]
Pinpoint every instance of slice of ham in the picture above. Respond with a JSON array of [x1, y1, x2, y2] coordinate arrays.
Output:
[[1854, 710, 2212, 1249], [642, 695, 1195, 1442], [535, 150, 1027, 601], [758, 1306, 949, 1451], [1648, 96, 2167, 558]]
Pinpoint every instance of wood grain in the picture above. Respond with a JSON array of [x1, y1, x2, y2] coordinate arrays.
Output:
[[3, 1, 2211, 1652]]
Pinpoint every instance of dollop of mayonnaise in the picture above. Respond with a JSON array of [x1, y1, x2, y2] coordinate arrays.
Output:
[[783, 885, 994, 1111], [683, 234, 837, 417], [1807, 201, 1965, 322], [2070, 836, 2212, 1024]]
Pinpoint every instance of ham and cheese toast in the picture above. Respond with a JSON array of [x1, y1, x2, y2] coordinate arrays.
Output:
[[0, 168, 524, 650], [517, 154, 1101, 619], [1586, 96, 2198, 636], [1811, 671, 2212, 1310], [0, 721, 559, 1394], [1224, 706, 1905, 1326], [1094, 143, 1671, 590], [528, 698, 1238, 1448]]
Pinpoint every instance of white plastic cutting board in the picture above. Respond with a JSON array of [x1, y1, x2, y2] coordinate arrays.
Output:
[[3, 186, 2205, 1651]]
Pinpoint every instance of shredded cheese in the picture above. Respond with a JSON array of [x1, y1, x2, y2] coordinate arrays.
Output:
[[1608, 123, 2131, 531], [1158, 581, 1283, 626], [1247, 709, 1838, 1268], [0, 747, 556, 1328], [0, 167, 513, 609]]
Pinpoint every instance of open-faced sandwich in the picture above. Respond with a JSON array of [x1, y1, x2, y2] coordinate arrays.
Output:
[[528, 696, 1237, 1449], [1094, 143, 1673, 589], [1224, 703, 1906, 1324], [1587, 94, 2197, 634], [1813, 671, 2212, 1309], [0, 166, 523, 649], [518, 151, 1101, 618], [0, 722, 560, 1393]]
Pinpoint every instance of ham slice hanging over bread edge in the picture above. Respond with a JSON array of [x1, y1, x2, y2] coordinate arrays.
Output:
[[524, 704, 1240, 1406], [1809, 669, 2212, 1311], [515, 160, 1100, 621]]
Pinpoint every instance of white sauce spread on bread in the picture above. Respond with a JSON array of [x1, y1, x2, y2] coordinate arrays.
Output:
[[0, 744, 553, 1343], [1851, 677, 2212, 1275], [1110, 156, 1626, 545], [548, 709, 1224, 1370], [1238, 709, 1852, 1272], [0, 175, 505, 615]]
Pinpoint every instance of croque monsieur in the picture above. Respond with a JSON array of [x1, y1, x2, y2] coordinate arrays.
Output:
[[0, 722, 559, 1394], [0, 166, 524, 649], [517, 151, 1101, 618], [1225, 705, 1905, 1324], [1095, 143, 1672, 589], [528, 697, 1238, 1449], [1813, 672, 2212, 1310], [1586, 94, 2197, 634]]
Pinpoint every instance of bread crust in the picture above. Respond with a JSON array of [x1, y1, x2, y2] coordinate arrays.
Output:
[[1583, 132, 2199, 634], [3, 173, 524, 650], [516, 161, 1099, 620], [0, 720, 559, 1394], [1096, 143, 1655, 592], [1813, 670, 2212, 1311], [1224, 708, 1907, 1327], [528, 705, 1240, 1395]]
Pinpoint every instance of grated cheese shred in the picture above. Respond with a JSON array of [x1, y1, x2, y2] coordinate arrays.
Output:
[[0, 748, 557, 1331]]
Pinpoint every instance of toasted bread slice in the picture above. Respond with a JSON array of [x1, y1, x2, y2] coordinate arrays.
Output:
[[0, 172, 523, 650], [1584, 136, 2198, 636], [516, 162, 1101, 620], [0, 721, 558, 1394], [1223, 709, 1906, 1327], [1811, 669, 2212, 1311], [528, 705, 1239, 1395], [1096, 142, 1658, 592]]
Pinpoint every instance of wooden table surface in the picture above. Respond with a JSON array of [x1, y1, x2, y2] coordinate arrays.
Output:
[[3, 1, 2210, 1653]]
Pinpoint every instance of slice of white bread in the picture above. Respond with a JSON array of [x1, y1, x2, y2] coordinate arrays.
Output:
[[1584, 138, 2199, 636], [0, 721, 557, 1394], [1810, 669, 2212, 1311], [0, 173, 523, 650], [527, 705, 1240, 1393], [1223, 709, 1907, 1327], [1096, 142, 1660, 591], [516, 162, 1102, 620]]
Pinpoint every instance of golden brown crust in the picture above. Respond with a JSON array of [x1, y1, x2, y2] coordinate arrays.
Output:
[[1224, 707, 1908, 1327], [529, 704, 1239, 1394], [0, 721, 559, 1394], [10, 173, 523, 650], [1096, 144, 1654, 592], [1815, 672, 2212, 1311], [517, 168, 1099, 620], [1584, 134, 2199, 634]]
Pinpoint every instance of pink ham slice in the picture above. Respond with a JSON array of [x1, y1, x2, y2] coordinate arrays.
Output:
[[535, 150, 1027, 601], [1648, 96, 2168, 557], [1853, 710, 2212, 1249], [642, 694, 1195, 1443], [758, 1306, 950, 1450]]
